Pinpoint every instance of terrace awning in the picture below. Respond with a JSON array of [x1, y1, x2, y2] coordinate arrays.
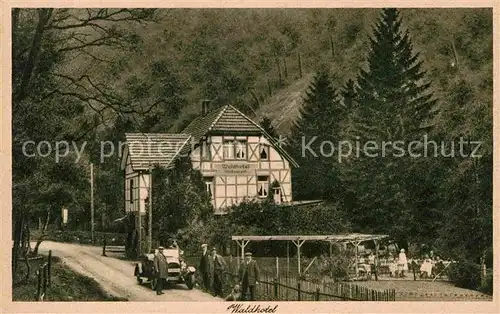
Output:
[[231, 233, 390, 277]]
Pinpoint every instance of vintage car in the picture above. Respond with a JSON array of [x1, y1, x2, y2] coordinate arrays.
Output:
[[134, 248, 196, 290]]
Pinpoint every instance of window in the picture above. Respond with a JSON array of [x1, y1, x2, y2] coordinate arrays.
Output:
[[235, 140, 247, 160], [204, 177, 214, 199], [257, 175, 269, 198], [223, 140, 247, 160], [129, 179, 134, 203], [201, 140, 211, 161], [260, 144, 269, 160], [223, 140, 234, 159]]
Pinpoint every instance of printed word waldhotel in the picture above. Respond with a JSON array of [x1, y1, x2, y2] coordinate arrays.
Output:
[[121, 102, 298, 215]]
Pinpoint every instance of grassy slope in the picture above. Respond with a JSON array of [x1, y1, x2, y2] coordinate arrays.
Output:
[[12, 255, 127, 301]]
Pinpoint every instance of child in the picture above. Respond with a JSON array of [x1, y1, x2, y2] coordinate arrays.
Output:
[[225, 284, 242, 301]]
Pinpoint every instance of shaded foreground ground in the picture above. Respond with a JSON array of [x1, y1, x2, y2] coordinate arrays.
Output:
[[13, 255, 124, 301], [34, 241, 220, 301]]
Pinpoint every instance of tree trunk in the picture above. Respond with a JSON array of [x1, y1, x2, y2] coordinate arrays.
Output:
[[33, 210, 50, 256], [12, 214, 24, 277], [15, 8, 53, 102]]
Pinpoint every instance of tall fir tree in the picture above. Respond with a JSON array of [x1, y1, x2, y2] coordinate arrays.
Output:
[[341, 8, 438, 242], [288, 70, 346, 201], [353, 8, 437, 141]]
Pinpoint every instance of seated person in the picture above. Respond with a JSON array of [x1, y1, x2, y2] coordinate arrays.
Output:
[[420, 255, 433, 279]]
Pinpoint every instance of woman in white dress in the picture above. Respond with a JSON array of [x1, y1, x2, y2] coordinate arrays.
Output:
[[397, 249, 408, 277], [420, 255, 433, 279]]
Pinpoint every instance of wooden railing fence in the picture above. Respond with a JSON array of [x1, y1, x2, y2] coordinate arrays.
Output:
[[36, 250, 52, 301], [256, 272, 395, 301]]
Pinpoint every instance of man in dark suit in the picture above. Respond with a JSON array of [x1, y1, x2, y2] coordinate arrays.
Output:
[[153, 246, 168, 295], [210, 247, 227, 297], [239, 252, 260, 301], [198, 243, 210, 291]]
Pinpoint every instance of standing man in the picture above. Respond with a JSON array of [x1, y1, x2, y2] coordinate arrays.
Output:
[[199, 243, 211, 291], [153, 246, 168, 295], [239, 252, 260, 301], [210, 247, 226, 297]]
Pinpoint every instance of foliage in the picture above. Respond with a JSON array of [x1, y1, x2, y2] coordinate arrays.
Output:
[[151, 157, 213, 246], [11, 8, 161, 276], [183, 199, 350, 257], [337, 8, 440, 244], [447, 260, 481, 291], [479, 272, 493, 296]]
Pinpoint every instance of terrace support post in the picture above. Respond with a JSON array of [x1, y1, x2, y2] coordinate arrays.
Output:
[[292, 239, 305, 275], [147, 165, 153, 254], [276, 256, 279, 278], [350, 240, 362, 279], [236, 240, 249, 259]]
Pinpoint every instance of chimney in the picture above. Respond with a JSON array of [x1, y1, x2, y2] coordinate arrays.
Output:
[[201, 99, 211, 116]]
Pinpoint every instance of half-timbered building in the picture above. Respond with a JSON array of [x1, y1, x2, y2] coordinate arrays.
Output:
[[121, 102, 298, 216]]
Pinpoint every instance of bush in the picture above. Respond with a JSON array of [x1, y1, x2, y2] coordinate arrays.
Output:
[[448, 260, 481, 290], [479, 272, 493, 295]]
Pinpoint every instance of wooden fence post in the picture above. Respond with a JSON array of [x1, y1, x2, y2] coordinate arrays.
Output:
[[315, 287, 320, 301], [48, 250, 52, 287], [36, 269, 41, 301], [102, 236, 107, 256], [297, 281, 301, 301], [43, 265, 47, 300], [273, 278, 278, 300]]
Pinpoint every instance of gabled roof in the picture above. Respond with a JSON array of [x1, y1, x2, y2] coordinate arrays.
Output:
[[122, 133, 191, 171], [182, 105, 299, 167]]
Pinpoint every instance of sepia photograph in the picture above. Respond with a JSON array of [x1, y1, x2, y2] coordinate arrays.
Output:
[[2, 2, 497, 312]]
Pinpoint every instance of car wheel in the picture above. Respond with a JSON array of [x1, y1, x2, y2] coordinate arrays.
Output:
[[137, 275, 143, 284], [186, 274, 195, 290]]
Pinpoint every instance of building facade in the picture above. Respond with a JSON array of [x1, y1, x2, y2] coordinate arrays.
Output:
[[121, 103, 298, 215]]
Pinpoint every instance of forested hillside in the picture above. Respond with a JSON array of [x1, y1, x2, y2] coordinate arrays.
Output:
[[12, 8, 492, 275]]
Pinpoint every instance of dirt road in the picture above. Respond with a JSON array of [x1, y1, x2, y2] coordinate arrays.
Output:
[[35, 241, 221, 302]]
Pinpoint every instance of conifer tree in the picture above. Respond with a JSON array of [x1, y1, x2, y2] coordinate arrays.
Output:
[[341, 8, 438, 238], [288, 70, 345, 201], [353, 8, 437, 141]]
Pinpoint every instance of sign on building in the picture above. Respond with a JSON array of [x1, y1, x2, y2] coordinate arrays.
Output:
[[213, 163, 258, 176]]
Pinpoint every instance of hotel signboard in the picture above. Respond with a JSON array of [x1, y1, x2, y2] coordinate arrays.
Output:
[[213, 163, 258, 176]]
